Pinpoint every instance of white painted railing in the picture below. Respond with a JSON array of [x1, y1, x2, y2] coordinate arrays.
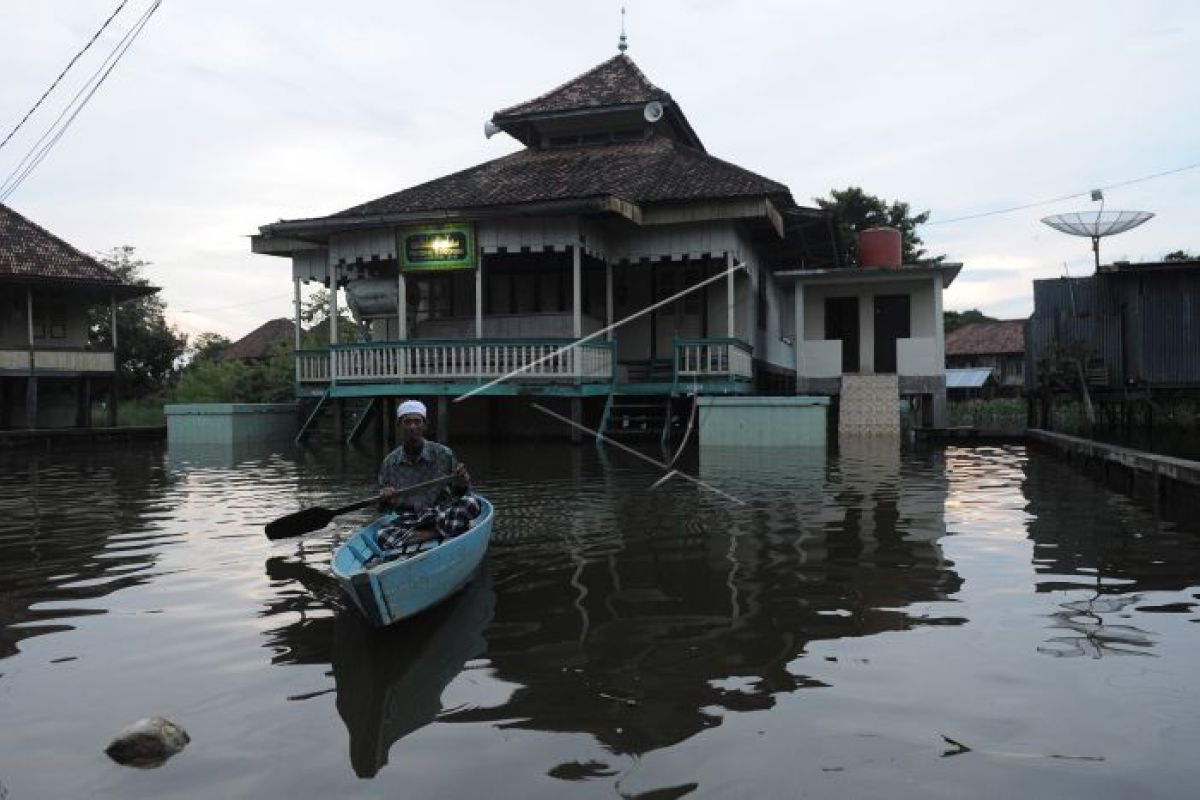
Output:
[[297, 350, 331, 383], [674, 339, 754, 381], [0, 348, 115, 373], [297, 340, 615, 384]]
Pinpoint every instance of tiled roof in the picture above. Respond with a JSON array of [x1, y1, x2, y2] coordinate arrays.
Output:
[[945, 320, 1026, 356], [332, 137, 788, 219], [0, 202, 123, 285], [494, 54, 669, 119], [227, 318, 294, 360]]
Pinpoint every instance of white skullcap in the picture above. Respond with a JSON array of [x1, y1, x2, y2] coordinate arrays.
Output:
[[396, 399, 427, 420]]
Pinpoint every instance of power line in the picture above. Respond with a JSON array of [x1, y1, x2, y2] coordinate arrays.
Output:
[[0, 1, 129, 153], [927, 159, 1200, 225], [0, 0, 162, 202]]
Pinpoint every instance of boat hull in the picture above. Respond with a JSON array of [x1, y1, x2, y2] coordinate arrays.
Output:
[[330, 496, 494, 627]]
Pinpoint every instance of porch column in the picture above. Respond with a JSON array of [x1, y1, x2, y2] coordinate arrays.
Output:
[[931, 274, 947, 427], [572, 244, 582, 339], [397, 270, 407, 341], [725, 252, 735, 338], [108, 292, 119, 427], [329, 261, 339, 346], [793, 282, 805, 390], [293, 276, 302, 385], [475, 251, 483, 339], [605, 259, 613, 340], [25, 289, 35, 428]]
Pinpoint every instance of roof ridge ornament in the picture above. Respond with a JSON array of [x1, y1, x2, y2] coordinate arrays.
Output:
[[618, 6, 628, 53]]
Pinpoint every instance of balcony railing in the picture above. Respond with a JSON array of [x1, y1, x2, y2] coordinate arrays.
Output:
[[673, 337, 754, 383], [0, 347, 116, 373], [297, 339, 615, 385]]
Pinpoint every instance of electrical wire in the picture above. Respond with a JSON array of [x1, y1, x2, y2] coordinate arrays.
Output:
[[927, 160, 1200, 225], [0, 1, 129, 153], [0, 0, 162, 202]]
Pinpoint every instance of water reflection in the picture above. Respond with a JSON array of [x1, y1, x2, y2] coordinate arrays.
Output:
[[442, 439, 964, 758], [1022, 454, 1200, 658], [0, 443, 175, 658], [263, 558, 493, 778]]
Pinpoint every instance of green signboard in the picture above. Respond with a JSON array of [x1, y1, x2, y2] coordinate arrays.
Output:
[[397, 223, 477, 272]]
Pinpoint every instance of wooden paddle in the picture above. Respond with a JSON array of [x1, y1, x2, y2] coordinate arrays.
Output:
[[264, 474, 455, 540]]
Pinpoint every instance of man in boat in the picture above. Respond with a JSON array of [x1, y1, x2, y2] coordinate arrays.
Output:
[[376, 399, 477, 551]]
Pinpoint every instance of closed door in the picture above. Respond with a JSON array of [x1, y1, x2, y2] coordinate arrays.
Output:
[[824, 297, 860, 373], [873, 294, 910, 374]]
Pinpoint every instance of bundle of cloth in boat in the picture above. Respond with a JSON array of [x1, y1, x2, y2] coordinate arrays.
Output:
[[376, 494, 482, 552]]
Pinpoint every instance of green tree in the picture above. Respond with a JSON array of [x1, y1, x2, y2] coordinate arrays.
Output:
[[943, 309, 997, 334], [189, 332, 232, 364], [815, 186, 942, 266], [300, 288, 361, 345], [89, 246, 188, 398], [173, 342, 293, 403], [1163, 250, 1195, 262]]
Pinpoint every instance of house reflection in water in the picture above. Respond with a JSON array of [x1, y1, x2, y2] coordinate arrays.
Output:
[[1021, 454, 1200, 659], [439, 441, 963, 757]]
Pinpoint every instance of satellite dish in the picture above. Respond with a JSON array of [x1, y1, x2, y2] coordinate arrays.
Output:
[[642, 101, 664, 123], [483, 120, 501, 139], [1041, 209, 1154, 269]]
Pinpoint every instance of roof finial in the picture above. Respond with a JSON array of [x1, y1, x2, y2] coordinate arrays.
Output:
[[618, 7, 628, 53]]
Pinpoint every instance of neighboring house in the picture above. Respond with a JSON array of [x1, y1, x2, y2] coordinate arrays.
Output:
[[227, 318, 295, 360], [1028, 258, 1200, 391], [251, 49, 952, 439], [945, 320, 1026, 390], [0, 203, 155, 429]]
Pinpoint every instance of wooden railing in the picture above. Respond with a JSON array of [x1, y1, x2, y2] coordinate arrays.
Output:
[[674, 337, 754, 382], [297, 339, 615, 385], [0, 348, 115, 373]]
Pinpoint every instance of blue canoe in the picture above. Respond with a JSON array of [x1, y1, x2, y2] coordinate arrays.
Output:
[[330, 496, 495, 627]]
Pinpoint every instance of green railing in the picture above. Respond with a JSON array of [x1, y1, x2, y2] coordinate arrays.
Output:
[[297, 339, 616, 385], [673, 337, 753, 384]]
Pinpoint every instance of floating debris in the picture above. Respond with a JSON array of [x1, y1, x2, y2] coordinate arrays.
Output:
[[104, 716, 189, 768]]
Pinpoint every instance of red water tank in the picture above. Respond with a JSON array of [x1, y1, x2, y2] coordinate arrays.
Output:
[[856, 227, 902, 268]]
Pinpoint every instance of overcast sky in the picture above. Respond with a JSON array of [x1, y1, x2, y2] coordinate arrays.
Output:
[[2, 1, 1197, 342]]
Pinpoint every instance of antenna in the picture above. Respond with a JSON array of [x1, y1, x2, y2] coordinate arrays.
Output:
[[618, 7, 628, 53], [1041, 190, 1153, 269]]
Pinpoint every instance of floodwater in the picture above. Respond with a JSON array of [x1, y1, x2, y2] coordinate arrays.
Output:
[[1, 437, 1199, 799]]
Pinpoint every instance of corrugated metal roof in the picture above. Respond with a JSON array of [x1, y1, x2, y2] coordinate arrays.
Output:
[[946, 367, 994, 389]]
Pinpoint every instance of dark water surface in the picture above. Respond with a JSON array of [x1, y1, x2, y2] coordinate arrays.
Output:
[[2, 438, 1199, 799]]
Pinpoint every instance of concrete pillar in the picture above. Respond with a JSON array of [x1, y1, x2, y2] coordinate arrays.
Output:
[[107, 376, 118, 427], [25, 375, 37, 430], [476, 247, 484, 339], [76, 378, 91, 428], [293, 277, 302, 386], [931, 390, 947, 428], [437, 396, 449, 443]]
